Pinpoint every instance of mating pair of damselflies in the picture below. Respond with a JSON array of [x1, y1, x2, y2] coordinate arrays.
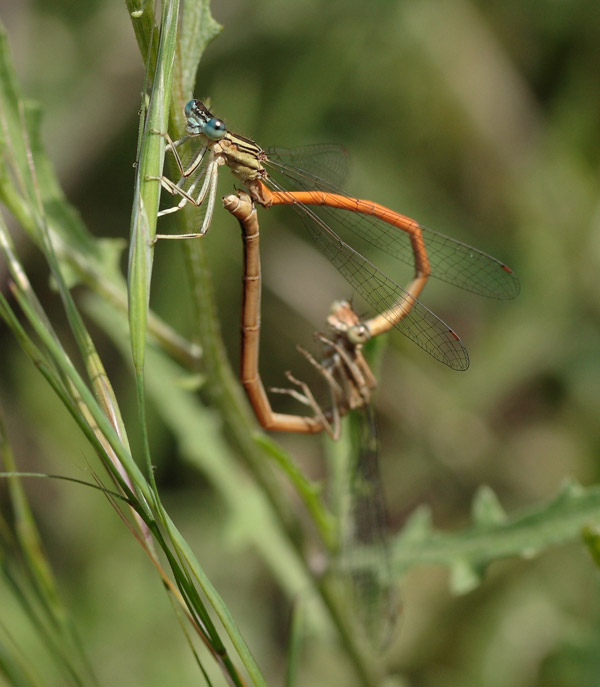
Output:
[[154, 99, 520, 374], [154, 98, 519, 648]]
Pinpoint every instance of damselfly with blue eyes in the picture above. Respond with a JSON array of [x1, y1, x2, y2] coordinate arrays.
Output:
[[154, 99, 520, 371]]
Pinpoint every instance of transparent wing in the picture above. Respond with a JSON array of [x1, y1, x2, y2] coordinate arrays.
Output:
[[267, 144, 350, 192], [342, 406, 398, 649], [266, 177, 469, 370], [265, 154, 519, 300]]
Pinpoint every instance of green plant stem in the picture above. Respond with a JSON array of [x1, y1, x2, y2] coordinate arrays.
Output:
[[142, 2, 382, 679]]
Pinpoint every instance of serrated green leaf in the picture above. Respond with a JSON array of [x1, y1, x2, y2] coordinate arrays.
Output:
[[450, 558, 484, 594], [397, 504, 433, 543], [471, 485, 507, 526], [392, 481, 600, 593]]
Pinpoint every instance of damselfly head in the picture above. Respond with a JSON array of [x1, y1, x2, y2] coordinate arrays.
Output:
[[184, 100, 227, 141], [326, 300, 371, 346], [347, 323, 371, 345], [328, 299, 360, 331]]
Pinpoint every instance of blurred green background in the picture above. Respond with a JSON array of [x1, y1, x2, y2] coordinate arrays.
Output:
[[2, 0, 600, 685]]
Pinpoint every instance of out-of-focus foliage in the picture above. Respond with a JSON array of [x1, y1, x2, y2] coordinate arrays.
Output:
[[1, 1, 600, 686]]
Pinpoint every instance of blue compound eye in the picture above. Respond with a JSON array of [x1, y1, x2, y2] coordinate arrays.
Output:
[[204, 117, 227, 140], [184, 100, 197, 117]]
